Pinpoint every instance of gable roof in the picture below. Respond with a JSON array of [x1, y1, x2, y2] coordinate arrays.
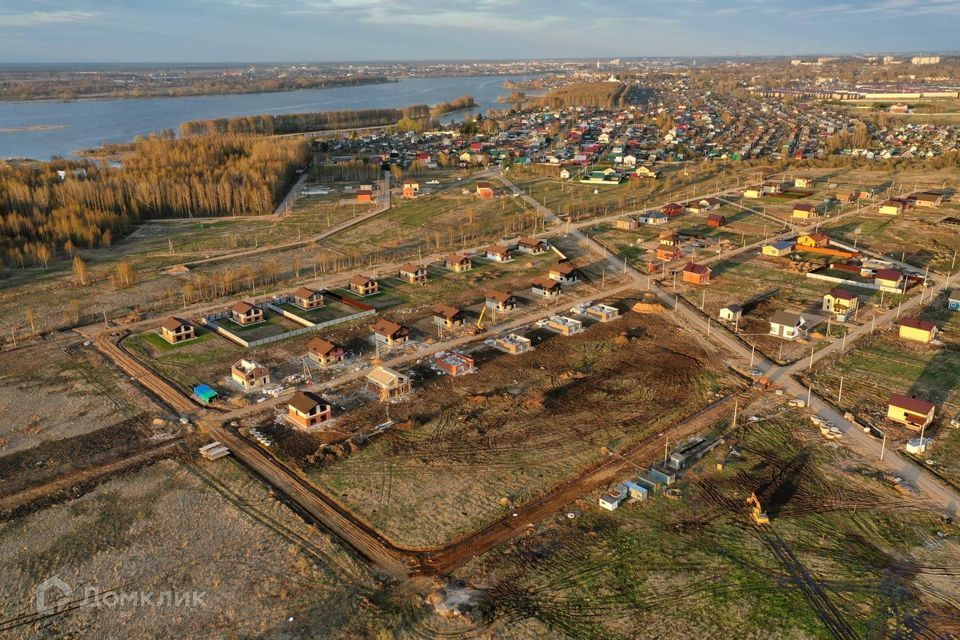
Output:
[[770, 310, 804, 326], [295, 286, 320, 299], [372, 318, 405, 336], [161, 316, 190, 332], [231, 301, 257, 315], [899, 316, 936, 332], [399, 263, 425, 274], [308, 337, 340, 356], [827, 288, 857, 301], [289, 391, 329, 414], [683, 262, 711, 275], [889, 394, 934, 415], [532, 276, 561, 289], [875, 268, 903, 282], [486, 290, 514, 303], [432, 304, 463, 320], [349, 274, 375, 286]]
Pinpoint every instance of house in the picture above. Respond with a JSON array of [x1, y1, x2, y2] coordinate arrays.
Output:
[[292, 286, 324, 310], [398, 263, 427, 285], [517, 237, 548, 254], [794, 176, 813, 189], [822, 289, 858, 319], [402, 179, 420, 198], [662, 202, 684, 217], [357, 189, 373, 204], [640, 211, 669, 225], [546, 315, 583, 336], [160, 317, 195, 344], [743, 188, 762, 199], [366, 366, 411, 402], [485, 244, 512, 262], [762, 181, 782, 194], [193, 384, 218, 405], [307, 337, 345, 368], [707, 213, 726, 228], [495, 333, 532, 355], [879, 200, 905, 215], [911, 192, 942, 208], [432, 304, 465, 328], [586, 304, 620, 322], [682, 262, 712, 284], [898, 317, 937, 343], [616, 216, 639, 231], [445, 254, 472, 272], [231, 359, 270, 389], [348, 274, 379, 296], [835, 191, 859, 204], [769, 310, 806, 339], [485, 290, 517, 313], [531, 277, 562, 297], [548, 262, 580, 284], [948, 290, 960, 311], [719, 304, 742, 322], [796, 233, 829, 248], [656, 244, 682, 261], [230, 301, 264, 325], [433, 350, 475, 376], [887, 394, 935, 430], [287, 391, 333, 430], [659, 231, 681, 246], [762, 240, 794, 257], [476, 181, 495, 199], [874, 268, 904, 289], [372, 318, 409, 346], [792, 203, 819, 220]]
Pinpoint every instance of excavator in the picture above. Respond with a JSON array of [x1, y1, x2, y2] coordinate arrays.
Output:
[[746, 492, 770, 526], [468, 306, 488, 336]]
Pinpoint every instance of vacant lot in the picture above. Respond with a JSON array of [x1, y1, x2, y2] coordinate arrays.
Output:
[[0, 458, 428, 639], [450, 414, 960, 639], [308, 305, 740, 547]]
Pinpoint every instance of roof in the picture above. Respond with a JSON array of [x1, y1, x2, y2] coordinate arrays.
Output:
[[476, 181, 493, 189], [721, 303, 743, 312], [349, 274, 375, 286], [366, 366, 408, 388], [875, 268, 903, 282], [948, 289, 960, 301], [486, 290, 514, 303], [793, 203, 814, 212], [372, 318, 405, 336], [707, 213, 726, 220], [308, 337, 340, 356], [770, 310, 803, 326], [550, 262, 577, 275], [161, 316, 189, 332], [889, 394, 935, 415], [487, 244, 510, 254], [518, 237, 545, 247], [683, 262, 711, 275], [446, 253, 470, 263], [827, 288, 857, 301], [193, 384, 218, 400], [295, 286, 319, 299], [532, 276, 560, 289], [432, 304, 463, 320], [900, 316, 936, 332], [768, 240, 794, 250], [231, 301, 257, 314], [399, 263, 424, 274], [289, 391, 328, 414]]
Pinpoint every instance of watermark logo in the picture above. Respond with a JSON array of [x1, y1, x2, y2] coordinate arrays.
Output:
[[35, 575, 206, 613]]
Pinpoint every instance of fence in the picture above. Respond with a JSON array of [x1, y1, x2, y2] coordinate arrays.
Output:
[[202, 305, 376, 349], [804, 271, 904, 294]]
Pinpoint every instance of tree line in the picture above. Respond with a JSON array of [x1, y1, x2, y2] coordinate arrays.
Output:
[[539, 82, 632, 109], [0, 133, 308, 268], [180, 105, 431, 137], [430, 95, 476, 117]]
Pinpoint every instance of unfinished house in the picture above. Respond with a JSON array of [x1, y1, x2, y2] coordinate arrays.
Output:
[[707, 213, 726, 228], [517, 237, 548, 254], [433, 350, 476, 376], [230, 301, 264, 326], [531, 277, 562, 298], [292, 286, 324, 310], [495, 333, 532, 355], [366, 366, 412, 402], [548, 262, 580, 284], [349, 274, 380, 296], [307, 337, 345, 368], [402, 179, 420, 198], [372, 318, 410, 347], [160, 317, 195, 344], [485, 290, 517, 313], [586, 304, 620, 322], [398, 263, 428, 285], [682, 262, 711, 285], [431, 304, 465, 328], [287, 391, 333, 430], [445, 254, 473, 273], [231, 359, 270, 390], [546, 315, 583, 336], [475, 181, 495, 199], [485, 244, 512, 262]]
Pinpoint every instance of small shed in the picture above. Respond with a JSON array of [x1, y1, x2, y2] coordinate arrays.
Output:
[[193, 384, 219, 404]]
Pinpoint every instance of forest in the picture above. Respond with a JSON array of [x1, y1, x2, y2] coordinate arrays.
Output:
[[429, 95, 476, 117], [539, 81, 634, 109], [0, 133, 308, 268], [180, 105, 431, 137]]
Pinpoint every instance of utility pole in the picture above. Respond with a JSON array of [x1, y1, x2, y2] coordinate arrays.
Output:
[[880, 433, 886, 461], [674, 295, 679, 315], [806, 384, 812, 407], [707, 317, 712, 337], [838, 376, 844, 403], [701, 289, 706, 310], [809, 345, 814, 370], [750, 344, 756, 367], [731, 399, 739, 429]]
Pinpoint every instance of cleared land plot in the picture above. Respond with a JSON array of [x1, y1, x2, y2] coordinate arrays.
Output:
[[276, 300, 359, 324], [0, 335, 152, 457], [307, 307, 740, 547], [0, 458, 418, 639], [451, 415, 960, 639]]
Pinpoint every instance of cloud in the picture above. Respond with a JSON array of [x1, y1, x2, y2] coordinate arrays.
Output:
[[0, 10, 98, 27]]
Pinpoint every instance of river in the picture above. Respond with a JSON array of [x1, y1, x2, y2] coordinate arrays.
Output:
[[0, 74, 537, 160]]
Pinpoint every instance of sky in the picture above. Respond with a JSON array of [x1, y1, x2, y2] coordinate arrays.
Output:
[[0, 0, 957, 63]]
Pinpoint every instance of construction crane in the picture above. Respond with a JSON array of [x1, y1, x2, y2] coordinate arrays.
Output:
[[469, 307, 488, 336], [746, 492, 770, 526]]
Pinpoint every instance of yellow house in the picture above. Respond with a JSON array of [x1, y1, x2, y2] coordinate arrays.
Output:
[[743, 188, 762, 199], [762, 240, 794, 257], [822, 288, 858, 318], [879, 200, 904, 215], [792, 203, 819, 219], [796, 233, 829, 248], [887, 394, 935, 429], [898, 317, 937, 343]]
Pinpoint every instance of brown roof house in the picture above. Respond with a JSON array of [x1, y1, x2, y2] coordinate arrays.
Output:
[[287, 391, 333, 430], [292, 286, 324, 310], [531, 276, 562, 298], [307, 337, 345, 368], [231, 359, 270, 389], [548, 262, 580, 284], [398, 263, 428, 285], [160, 317, 195, 344], [485, 290, 517, 313], [485, 244, 512, 262], [372, 318, 409, 347], [431, 304, 465, 328], [682, 262, 711, 285], [517, 237, 548, 254], [445, 254, 473, 272], [887, 394, 935, 430], [366, 366, 411, 402], [230, 301, 264, 326], [898, 317, 938, 344], [349, 274, 379, 296]]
